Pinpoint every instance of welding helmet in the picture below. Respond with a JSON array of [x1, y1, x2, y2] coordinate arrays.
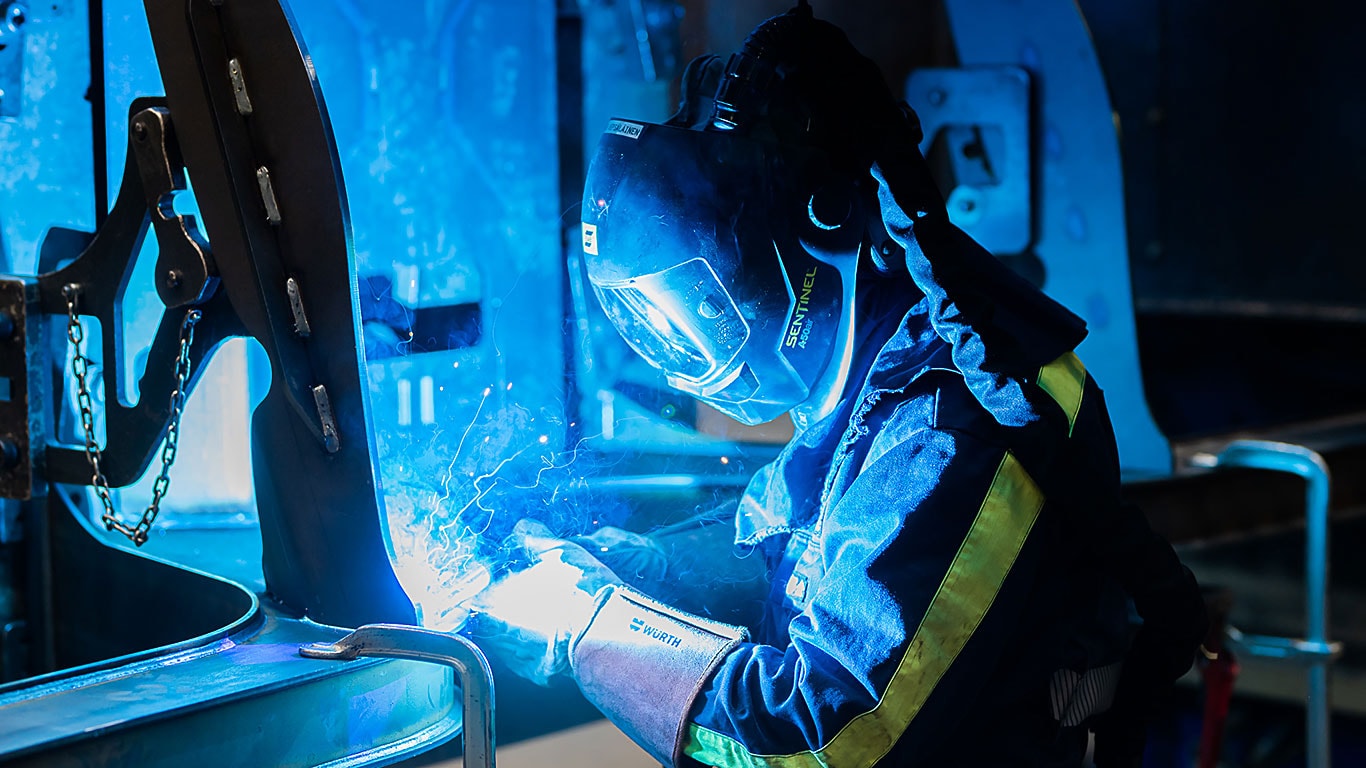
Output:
[[580, 117, 873, 426]]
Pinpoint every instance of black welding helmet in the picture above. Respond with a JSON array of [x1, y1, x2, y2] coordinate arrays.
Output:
[[580, 117, 871, 425]]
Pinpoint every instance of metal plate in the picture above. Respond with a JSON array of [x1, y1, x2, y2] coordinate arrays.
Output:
[[908, 66, 1031, 256]]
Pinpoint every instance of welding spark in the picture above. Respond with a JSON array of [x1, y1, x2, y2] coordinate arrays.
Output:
[[381, 394, 619, 634]]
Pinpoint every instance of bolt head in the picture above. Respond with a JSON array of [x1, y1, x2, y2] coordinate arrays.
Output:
[[133, 121, 149, 142], [165, 270, 183, 289]]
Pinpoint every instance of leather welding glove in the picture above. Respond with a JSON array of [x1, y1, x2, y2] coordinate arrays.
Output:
[[462, 519, 621, 686], [574, 520, 770, 631], [572, 526, 669, 584]]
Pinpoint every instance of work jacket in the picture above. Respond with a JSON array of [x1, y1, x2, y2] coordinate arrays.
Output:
[[678, 142, 1141, 768], [677, 298, 1130, 767], [571, 127, 1201, 768]]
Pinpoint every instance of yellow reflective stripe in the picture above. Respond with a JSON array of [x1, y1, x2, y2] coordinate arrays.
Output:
[[684, 453, 1045, 768], [1036, 351, 1086, 437]]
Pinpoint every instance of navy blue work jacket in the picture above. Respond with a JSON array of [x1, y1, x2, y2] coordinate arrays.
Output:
[[680, 145, 1135, 767]]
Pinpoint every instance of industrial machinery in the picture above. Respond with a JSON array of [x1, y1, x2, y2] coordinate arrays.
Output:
[[0, 0, 496, 764]]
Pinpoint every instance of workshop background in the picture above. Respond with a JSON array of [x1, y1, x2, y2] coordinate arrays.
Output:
[[0, 0, 1364, 766]]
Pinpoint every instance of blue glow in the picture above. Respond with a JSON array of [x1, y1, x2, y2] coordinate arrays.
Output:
[[6, 0, 754, 637]]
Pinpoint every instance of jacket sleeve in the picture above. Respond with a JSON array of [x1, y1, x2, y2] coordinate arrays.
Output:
[[681, 424, 1053, 767]]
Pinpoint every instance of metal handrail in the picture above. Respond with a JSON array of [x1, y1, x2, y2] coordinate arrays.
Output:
[[301, 624, 496, 768], [1199, 440, 1341, 768]]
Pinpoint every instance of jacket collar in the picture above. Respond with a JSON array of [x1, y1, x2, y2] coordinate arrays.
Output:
[[735, 284, 943, 546]]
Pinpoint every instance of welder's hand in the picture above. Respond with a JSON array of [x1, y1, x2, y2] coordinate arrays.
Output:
[[572, 526, 668, 584], [462, 520, 621, 686]]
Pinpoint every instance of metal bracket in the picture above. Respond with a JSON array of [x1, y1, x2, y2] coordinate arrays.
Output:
[[227, 57, 253, 115], [928, 0, 1172, 475], [310, 384, 340, 453], [35, 98, 244, 489], [300, 624, 496, 768], [285, 277, 311, 337], [907, 66, 1032, 256], [130, 106, 220, 308], [0, 2, 26, 119]]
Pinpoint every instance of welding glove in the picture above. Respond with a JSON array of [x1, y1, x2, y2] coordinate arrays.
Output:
[[462, 519, 621, 686], [572, 526, 669, 584]]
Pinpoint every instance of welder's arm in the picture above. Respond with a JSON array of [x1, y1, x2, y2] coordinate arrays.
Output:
[[581, 515, 769, 629], [463, 516, 765, 692], [572, 427, 1051, 767], [1090, 502, 1206, 767], [463, 521, 623, 686]]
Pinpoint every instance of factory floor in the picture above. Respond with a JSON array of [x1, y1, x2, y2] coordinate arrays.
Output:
[[429, 720, 655, 768]]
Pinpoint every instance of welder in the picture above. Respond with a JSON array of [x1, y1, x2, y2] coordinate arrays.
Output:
[[463, 4, 1206, 766]]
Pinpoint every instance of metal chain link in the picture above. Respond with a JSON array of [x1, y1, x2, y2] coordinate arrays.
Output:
[[63, 284, 202, 546]]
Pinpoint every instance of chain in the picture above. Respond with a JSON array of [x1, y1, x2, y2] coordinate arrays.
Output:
[[63, 284, 202, 547]]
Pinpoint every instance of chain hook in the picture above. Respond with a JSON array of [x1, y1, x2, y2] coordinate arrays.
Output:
[[64, 288, 203, 547]]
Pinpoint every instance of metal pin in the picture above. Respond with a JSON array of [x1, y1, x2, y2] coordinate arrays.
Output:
[[311, 385, 340, 453], [256, 166, 282, 224], [286, 277, 311, 337], [228, 58, 253, 115]]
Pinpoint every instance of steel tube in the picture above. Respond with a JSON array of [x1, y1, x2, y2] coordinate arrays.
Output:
[[1215, 440, 1333, 768], [301, 624, 496, 768]]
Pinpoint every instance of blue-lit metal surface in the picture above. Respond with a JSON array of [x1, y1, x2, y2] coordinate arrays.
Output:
[[0, 2, 28, 119], [271, 0, 574, 626], [1, 0, 494, 761], [0, 0, 93, 275], [26, 0, 417, 627], [90, 0, 578, 587], [922, 0, 1170, 476], [1, 495, 459, 766], [0, 612, 459, 767], [13, 488, 257, 679], [908, 66, 1031, 257]]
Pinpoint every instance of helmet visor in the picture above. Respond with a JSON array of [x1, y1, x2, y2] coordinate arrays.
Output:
[[582, 119, 856, 425], [591, 257, 750, 387]]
